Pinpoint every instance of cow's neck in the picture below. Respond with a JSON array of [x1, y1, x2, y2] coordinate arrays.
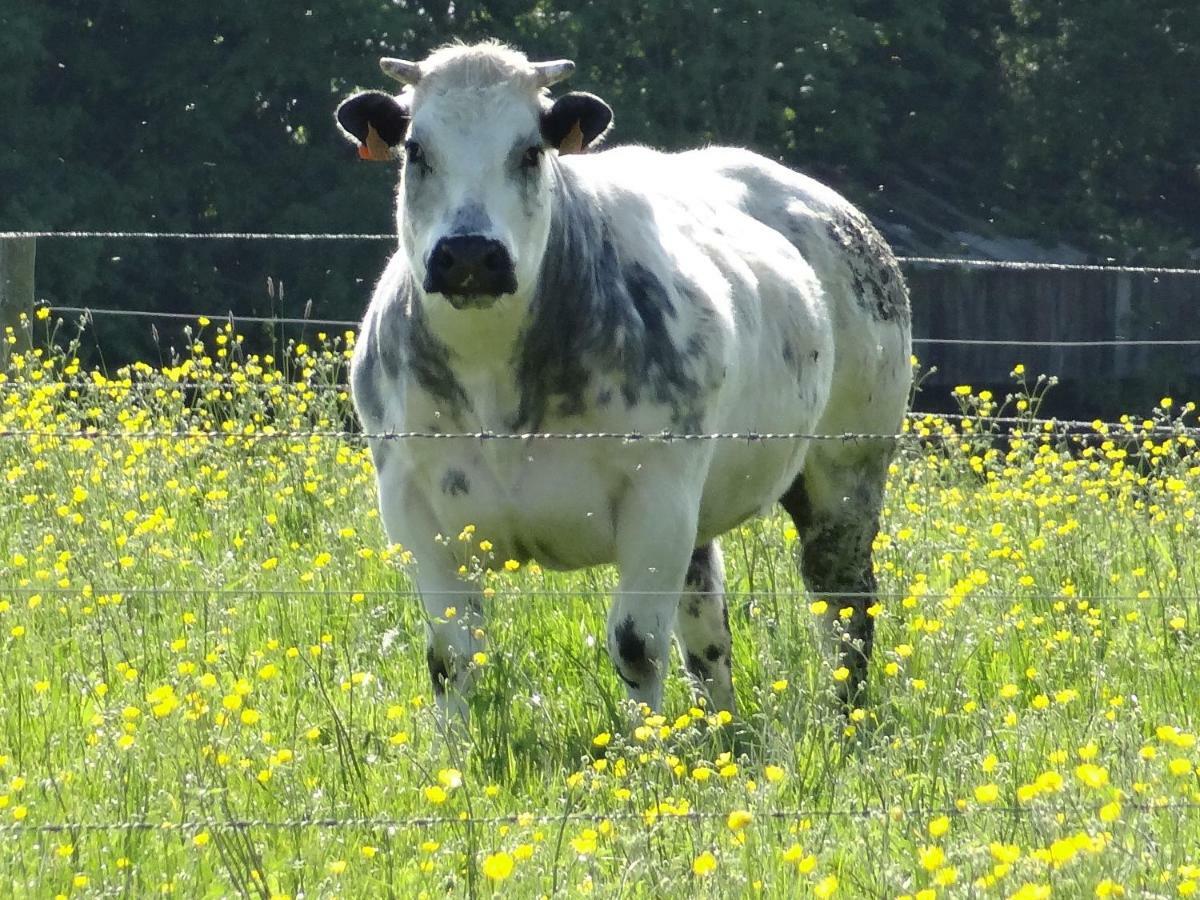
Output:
[[508, 162, 615, 432], [418, 286, 530, 364]]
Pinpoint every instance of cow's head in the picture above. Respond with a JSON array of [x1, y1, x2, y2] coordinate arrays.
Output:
[[336, 42, 612, 309]]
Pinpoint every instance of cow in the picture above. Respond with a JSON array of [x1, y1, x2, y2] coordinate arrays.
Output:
[[335, 41, 912, 727]]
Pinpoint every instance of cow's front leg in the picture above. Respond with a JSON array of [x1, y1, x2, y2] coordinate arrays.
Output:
[[608, 478, 700, 711], [375, 462, 484, 729]]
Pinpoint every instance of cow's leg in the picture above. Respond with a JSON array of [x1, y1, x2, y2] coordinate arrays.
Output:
[[779, 441, 892, 707], [608, 476, 701, 712], [375, 461, 484, 729], [675, 541, 736, 713]]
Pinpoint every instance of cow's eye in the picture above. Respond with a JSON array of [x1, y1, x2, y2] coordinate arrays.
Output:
[[404, 141, 427, 169], [521, 146, 543, 169]]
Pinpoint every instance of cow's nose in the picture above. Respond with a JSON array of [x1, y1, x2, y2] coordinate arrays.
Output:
[[424, 235, 517, 301]]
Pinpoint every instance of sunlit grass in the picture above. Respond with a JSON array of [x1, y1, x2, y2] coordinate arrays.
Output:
[[1, 310, 1198, 897]]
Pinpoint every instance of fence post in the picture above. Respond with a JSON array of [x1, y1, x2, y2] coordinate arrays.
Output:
[[0, 236, 37, 366]]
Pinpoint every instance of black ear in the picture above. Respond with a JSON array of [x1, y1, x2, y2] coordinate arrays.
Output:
[[541, 92, 613, 155], [335, 91, 410, 162]]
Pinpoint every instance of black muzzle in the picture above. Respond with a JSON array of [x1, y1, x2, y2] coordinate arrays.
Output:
[[424, 235, 517, 305]]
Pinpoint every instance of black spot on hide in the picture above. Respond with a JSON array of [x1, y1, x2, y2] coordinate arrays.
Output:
[[685, 544, 717, 590], [351, 340, 388, 426], [824, 211, 910, 324], [615, 616, 645, 665], [511, 162, 710, 433], [685, 652, 710, 681], [704, 644, 722, 663], [611, 614, 656, 688], [372, 278, 469, 420]]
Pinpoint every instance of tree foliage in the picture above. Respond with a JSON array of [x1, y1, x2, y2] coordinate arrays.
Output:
[[1, 0, 1196, 344]]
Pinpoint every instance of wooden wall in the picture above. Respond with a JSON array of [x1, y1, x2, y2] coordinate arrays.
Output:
[[907, 267, 1200, 418]]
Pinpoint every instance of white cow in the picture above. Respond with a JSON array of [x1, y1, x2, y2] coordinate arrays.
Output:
[[336, 41, 911, 723]]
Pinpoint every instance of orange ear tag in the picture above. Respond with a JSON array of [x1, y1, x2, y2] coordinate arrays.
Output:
[[559, 121, 585, 155], [360, 123, 392, 162]]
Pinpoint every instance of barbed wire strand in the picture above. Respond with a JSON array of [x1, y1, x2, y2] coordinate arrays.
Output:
[[0, 378, 350, 394], [4, 230, 1200, 276], [2, 799, 1196, 835], [0, 231, 396, 242], [49, 305, 357, 329], [1, 382, 1192, 438], [37, 304, 1200, 347], [0, 586, 1193, 605], [3, 421, 1199, 441]]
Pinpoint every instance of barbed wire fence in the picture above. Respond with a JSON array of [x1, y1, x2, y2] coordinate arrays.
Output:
[[3, 799, 1198, 836], [2, 230, 1199, 843]]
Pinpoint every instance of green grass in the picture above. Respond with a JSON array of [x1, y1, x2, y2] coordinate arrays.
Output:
[[1, 318, 1198, 898]]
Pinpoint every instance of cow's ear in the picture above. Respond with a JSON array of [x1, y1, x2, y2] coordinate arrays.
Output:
[[335, 91, 410, 162], [541, 92, 613, 155]]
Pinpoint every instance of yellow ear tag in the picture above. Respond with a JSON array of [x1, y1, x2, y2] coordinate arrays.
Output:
[[558, 121, 585, 155], [360, 123, 393, 162]]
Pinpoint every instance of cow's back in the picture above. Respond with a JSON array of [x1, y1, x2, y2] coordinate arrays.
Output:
[[675, 147, 913, 438]]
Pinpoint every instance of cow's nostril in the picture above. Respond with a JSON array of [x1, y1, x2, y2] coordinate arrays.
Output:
[[432, 245, 456, 272], [483, 248, 509, 273]]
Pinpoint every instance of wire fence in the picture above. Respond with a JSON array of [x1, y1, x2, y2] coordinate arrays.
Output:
[[2, 421, 1199, 442], [3, 799, 1197, 836], [0, 585, 1194, 605], [39, 302, 1200, 348], [1, 381, 1194, 439], [5, 227, 1197, 348], [5, 229, 1200, 277]]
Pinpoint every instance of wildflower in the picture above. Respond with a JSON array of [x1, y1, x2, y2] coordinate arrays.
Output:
[[1075, 763, 1109, 789], [481, 851, 514, 881], [974, 783, 999, 803], [692, 851, 717, 876], [571, 830, 598, 855], [1168, 758, 1193, 777], [919, 846, 945, 871], [726, 809, 753, 831], [814, 875, 838, 898]]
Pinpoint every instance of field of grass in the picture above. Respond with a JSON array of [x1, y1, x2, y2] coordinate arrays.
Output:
[[1, 312, 1199, 898]]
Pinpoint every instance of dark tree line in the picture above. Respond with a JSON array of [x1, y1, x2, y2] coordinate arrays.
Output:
[[2, 1, 1197, 352]]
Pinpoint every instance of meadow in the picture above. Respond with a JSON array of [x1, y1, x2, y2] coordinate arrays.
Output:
[[1, 310, 1198, 898]]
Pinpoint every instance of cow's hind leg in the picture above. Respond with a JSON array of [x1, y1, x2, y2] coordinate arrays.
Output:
[[780, 441, 892, 706], [675, 541, 736, 713]]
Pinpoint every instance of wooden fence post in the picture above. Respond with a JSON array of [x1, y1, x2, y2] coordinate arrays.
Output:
[[0, 236, 36, 366]]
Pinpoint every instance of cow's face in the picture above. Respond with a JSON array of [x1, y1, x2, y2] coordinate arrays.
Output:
[[336, 43, 612, 310]]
